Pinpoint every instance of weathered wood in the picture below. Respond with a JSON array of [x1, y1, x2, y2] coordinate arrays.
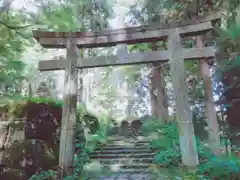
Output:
[[197, 36, 221, 155], [34, 21, 212, 48], [168, 31, 199, 166], [33, 12, 221, 39], [32, 13, 221, 48], [58, 35, 79, 177], [38, 47, 215, 71], [33, 12, 221, 48]]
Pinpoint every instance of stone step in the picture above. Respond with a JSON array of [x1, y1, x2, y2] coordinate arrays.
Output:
[[124, 129, 144, 132], [90, 152, 154, 159], [86, 162, 151, 169], [125, 127, 144, 129], [91, 148, 152, 155], [116, 133, 144, 137], [108, 135, 146, 141], [122, 128, 144, 131], [96, 145, 151, 151], [122, 132, 144, 135], [91, 163, 151, 171], [84, 167, 151, 174], [86, 172, 160, 180], [119, 129, 144, 133], [118, 163, 150, 169], [85, 172, 153, 180], [92, 157, 153, 165], [121, 132, 143, 135], [107, 138, 149, 143], [124, 134, 144, 137], [106, 140, 149, 145], [105, 142, 149, 148]]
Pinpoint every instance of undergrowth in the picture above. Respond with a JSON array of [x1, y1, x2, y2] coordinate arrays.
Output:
[[29, 112, 113, 179], [2, 97, 111, 180], [142, 119, 240, 179], [29, 126, 109, 180]]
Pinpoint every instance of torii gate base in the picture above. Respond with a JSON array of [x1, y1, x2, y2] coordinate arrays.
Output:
[[33, 12, 221, 178]]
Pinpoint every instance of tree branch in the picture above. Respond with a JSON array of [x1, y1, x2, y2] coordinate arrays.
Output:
[[0, 20, 31, 30]]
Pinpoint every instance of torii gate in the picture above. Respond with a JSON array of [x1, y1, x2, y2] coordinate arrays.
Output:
[[32, 12, 221, 177]]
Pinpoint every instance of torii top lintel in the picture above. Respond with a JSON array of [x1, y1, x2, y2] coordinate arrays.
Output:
[[32, 12, 221, 49]]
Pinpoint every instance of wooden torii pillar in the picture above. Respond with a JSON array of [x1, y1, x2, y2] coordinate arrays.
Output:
[[35, 33, 80, 177], [58, 34, 79, 177], [33, 12, 221, 173]]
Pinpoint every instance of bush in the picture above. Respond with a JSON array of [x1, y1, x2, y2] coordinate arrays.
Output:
[[28, 170, 57, 180], [145, 120, 240, 179], [153, 148, 181, 167], [196, 155, 240, 179], [28, 112, 111, 179]]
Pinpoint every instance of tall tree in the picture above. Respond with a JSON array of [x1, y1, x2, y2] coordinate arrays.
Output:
[[127, 2, 170, 122], [0, 0, 31, 102]]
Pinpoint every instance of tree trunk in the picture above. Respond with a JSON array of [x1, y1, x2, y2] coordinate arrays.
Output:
[[150, 42, 169, 122], [126, 97, 134, 117], [28, 83, 32, 98], [197, 36, 221, 156]]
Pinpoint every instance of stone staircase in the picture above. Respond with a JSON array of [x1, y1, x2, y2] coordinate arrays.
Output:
[[83, 124, 158, 179]]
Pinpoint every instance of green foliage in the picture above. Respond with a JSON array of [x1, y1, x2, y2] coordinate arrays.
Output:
[[29, 128, 109, 179], [86, 116, 111, 151], [2, 96, 110, 179], [128, 43, 152, 52], [153, 148, 181, 167], [217, 56, 240, 78], [28, 97, 64, 107], [28, 170, 58, 180], [28, 137, 105, 179], [2, 96, 63, 115], [141, 117, 162, 134], [144, 120, 240, 179], [4, 96, 97, 120], [142, 120, 179, 150], [227, 24, 240, 40], [26, 97, 111, 179], [145, 122, 181, 167], [0, 8, 31, 99], [35, 0, 113, 32], [196, 155, 240, 179]]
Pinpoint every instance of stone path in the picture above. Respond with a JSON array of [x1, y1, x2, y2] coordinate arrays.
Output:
[[83, 125, 160, 179]]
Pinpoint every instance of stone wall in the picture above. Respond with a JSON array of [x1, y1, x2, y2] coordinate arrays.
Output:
[[0, 98, 100, 179]]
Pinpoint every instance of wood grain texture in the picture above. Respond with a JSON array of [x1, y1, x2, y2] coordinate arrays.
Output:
[[32, 12, 221, 48], [58, 36, 79, 177], [38, 47, 215, 71], [168, 31, 199, 167]]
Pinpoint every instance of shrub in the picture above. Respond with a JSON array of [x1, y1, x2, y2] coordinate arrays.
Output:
[[196, 155, 240, 179]]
